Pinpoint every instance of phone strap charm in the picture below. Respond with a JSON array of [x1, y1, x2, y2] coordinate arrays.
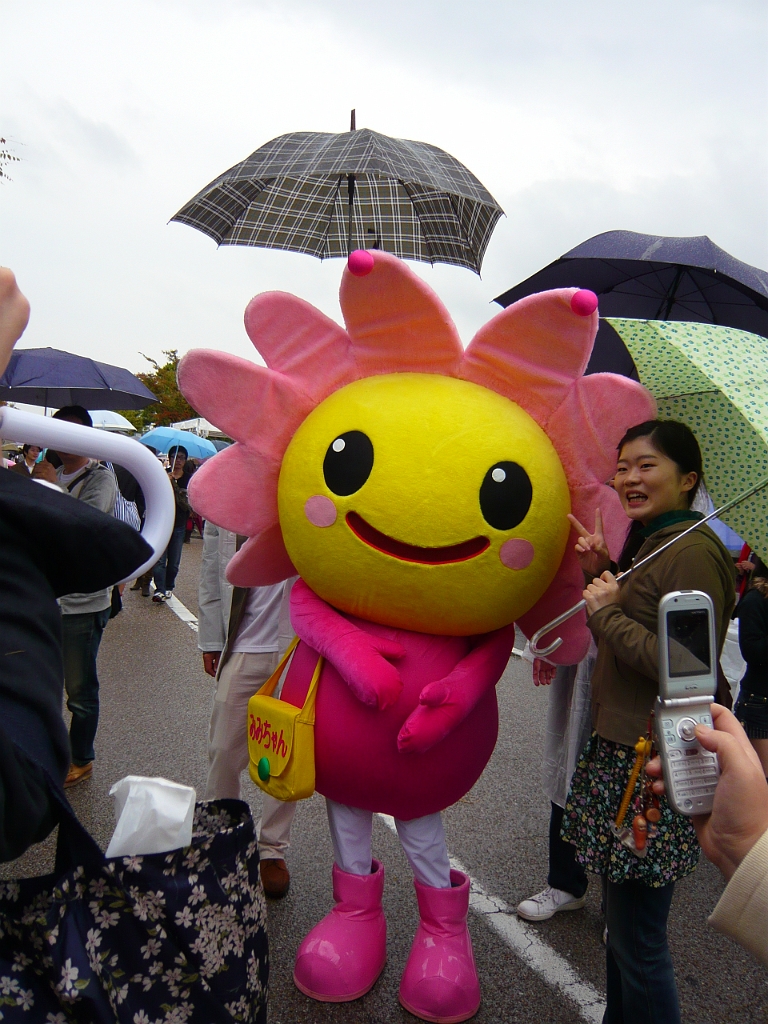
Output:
[[611, 734, 653, 857]]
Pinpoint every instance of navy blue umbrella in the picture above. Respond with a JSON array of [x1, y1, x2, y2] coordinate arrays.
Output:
[[494, 231, 768, 377], [0, 348, 157, 410]]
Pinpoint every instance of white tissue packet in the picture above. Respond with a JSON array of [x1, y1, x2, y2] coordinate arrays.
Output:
[[106, 775, 196, 859]]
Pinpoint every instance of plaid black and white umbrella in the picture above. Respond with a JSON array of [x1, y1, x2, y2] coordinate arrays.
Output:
[[171, 124, 503, 275]]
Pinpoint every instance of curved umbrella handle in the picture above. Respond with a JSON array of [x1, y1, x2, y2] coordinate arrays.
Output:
[[0, 407, 174, 582], [528, 599, 587, 657]]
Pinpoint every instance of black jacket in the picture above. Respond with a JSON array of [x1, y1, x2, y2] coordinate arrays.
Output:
[[735, 587, 768, 697], [0, 471, 151, 861]]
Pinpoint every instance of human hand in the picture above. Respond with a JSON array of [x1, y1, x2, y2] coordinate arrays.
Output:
[[202, 651, 221, 677], [568, 510, 611, 579], [0, 268, 30, 375], [583, 571, 620, 616], [736, 560, 756, 574], [533, 659, 556, 686], [647, 705, 768, 880], [32, 460, 58, 484]]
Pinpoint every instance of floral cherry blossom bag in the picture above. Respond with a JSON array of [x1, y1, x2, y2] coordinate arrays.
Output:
[[0, 780, 268, 1023]]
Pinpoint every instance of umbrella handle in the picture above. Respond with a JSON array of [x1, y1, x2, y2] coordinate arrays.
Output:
[[0, 407, 174, 581]]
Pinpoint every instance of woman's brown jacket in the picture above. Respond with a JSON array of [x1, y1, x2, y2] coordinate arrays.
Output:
[[587, 520, 736, 747]]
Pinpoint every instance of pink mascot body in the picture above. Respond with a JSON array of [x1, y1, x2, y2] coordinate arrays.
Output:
[[179, 249, 654, 1022]]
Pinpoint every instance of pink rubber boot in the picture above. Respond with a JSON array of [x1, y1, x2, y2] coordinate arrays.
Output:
[[399, 869, 481, 1023], [293, 858, 386, 1002]]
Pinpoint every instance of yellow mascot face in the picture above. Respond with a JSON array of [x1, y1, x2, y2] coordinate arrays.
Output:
[[278, 373, 571, 635]]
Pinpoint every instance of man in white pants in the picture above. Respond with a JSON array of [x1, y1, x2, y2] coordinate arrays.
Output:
[[198, 521, 297, 897]]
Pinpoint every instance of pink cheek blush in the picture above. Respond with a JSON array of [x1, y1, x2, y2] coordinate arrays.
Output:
[[348, 249, 375, 276], [305, 495, 337, 528], [499, 539, 535, 570]]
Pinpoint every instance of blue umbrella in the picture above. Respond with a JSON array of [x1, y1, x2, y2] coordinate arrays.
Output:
[[139, 427, 217, 459], [0, 347, 157, 410]]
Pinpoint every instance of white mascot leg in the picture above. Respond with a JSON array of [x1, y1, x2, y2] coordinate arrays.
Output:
[[292, 799, 386, 1003], [396, 813, 481, 1023]]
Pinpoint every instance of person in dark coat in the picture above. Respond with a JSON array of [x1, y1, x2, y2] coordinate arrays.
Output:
[[734, 557, 768, 779], [0, 470, 151, 860], [0, 268, 152, 860]]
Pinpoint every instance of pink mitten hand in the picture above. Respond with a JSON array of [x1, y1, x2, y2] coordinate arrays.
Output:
[[396, 624, 515, 754], [397, 680, 455, 754], [333, 631, 405, 710], [290, 579, 404, 709]]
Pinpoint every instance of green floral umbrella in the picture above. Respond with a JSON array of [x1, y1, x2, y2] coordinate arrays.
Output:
[[606, 318, 768, 557]]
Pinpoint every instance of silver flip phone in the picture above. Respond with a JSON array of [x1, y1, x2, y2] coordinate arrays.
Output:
[[653, 590, 720, 815]]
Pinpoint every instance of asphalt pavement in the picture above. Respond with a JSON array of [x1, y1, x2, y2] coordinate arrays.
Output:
[[3, 536, 767, 1022]]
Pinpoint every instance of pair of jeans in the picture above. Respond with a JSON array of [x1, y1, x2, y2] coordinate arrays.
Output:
[[548, 802, 588, 898], [61, 607, 111, 766], [602, 875, 679, 1024], [153, 524, 186, 594]]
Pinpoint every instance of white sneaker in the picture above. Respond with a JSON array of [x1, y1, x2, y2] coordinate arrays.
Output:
[[516, 886, 586, 922], [152, 591, 166, 603]]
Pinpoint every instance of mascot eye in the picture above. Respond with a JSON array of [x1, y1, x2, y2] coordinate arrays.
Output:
[[323, 431, 374, 496], [479, 461, 532, 531]]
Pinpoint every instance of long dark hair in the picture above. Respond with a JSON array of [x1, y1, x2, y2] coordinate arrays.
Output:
[[616, 420, 704, 571]]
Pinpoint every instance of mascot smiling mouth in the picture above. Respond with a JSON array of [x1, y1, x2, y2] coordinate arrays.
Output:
[[346, 511, 489, 565]]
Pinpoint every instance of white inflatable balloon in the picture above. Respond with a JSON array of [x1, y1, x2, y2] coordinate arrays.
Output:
[[0, 407, 174, 581]]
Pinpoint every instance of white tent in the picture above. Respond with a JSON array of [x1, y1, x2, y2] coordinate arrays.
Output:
[[171, 416, 227, 438]]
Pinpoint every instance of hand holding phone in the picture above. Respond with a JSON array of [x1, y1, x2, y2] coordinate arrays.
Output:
[[654, 590, 720, 815]]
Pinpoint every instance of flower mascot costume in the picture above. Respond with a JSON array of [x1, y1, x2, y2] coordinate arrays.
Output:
[[178, 249, 654, 1023]]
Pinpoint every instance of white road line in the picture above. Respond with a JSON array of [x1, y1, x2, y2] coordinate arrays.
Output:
[[163, 593, 199, 633], [376, 816, 605, 1024], [164, 596, 601, 1019]]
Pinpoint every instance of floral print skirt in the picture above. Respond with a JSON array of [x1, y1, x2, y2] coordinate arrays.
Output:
[[561, 733, 700, 886]]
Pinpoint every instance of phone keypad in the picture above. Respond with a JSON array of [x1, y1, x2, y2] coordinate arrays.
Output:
[[658, 712, 718, 812]]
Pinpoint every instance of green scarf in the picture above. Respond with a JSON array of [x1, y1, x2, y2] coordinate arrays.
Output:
[[640, 509, 703, 539]]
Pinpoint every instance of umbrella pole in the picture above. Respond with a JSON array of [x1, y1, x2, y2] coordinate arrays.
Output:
[[347, 174, 355, 256], [347, 109, 356, 257], [654, 266, 684, 320], [529, 472, 768, 657]]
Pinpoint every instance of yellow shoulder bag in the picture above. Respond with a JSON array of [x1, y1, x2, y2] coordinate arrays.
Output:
[[247, 637, 323, 802]]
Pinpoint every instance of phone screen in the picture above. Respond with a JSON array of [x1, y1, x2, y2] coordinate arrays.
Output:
[[666, 608, 711, 677]]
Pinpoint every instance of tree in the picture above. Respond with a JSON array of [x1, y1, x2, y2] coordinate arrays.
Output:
[[0, 138, 20, 182], [119, 350, 197, 432]]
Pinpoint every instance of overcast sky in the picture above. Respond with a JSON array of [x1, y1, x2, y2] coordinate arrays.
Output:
[[1, 0, 766, 376]]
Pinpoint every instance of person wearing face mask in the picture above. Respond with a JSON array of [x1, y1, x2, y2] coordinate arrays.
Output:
[[560, 420, 735, 1024]]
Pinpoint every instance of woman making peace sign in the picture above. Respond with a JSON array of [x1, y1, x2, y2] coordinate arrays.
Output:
[[561, 420, 735, 1024]]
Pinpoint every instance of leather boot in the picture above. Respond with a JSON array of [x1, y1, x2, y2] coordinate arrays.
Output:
[[293, 858, 386, 1002]]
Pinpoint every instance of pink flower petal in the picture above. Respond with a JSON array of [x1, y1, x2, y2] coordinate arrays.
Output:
[[460, 288, 597, 427], [339, 250, 463, 377], [187, 444, 280, 538], [177, 350, 314, 458], [227, 525, 296, 586], [547, 375, 656, 489], [244, 292, 356, 400]]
